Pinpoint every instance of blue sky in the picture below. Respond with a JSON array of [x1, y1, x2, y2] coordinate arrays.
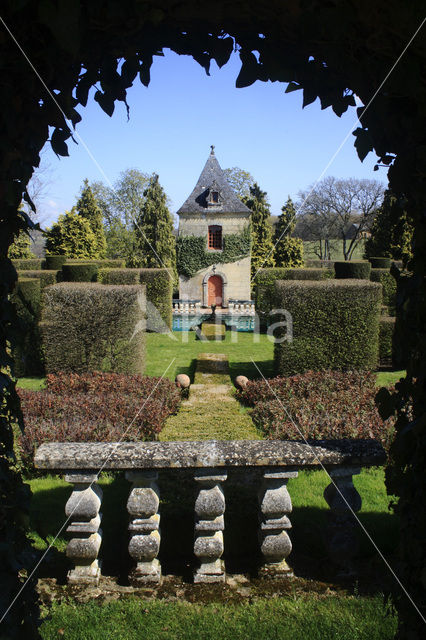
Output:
[[36, 49, 386, 227]]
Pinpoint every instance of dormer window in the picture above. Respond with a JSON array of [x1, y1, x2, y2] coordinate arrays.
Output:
[[208, 225, 222, 250], [207, 186, 221, 206]]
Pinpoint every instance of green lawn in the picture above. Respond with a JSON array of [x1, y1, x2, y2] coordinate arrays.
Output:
[[303, 239, 366, 262], [40, 595, 396, 640], [144, 330, 275, 381], [375, 370, 405, 387]]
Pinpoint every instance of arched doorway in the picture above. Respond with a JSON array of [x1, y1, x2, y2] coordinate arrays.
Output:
[[207, 275, 223, 306]]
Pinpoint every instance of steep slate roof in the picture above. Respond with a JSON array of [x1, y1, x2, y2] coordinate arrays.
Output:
[[177, 146, 251, 215]]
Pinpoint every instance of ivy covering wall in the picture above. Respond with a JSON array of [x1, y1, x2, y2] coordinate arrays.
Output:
[[176, 224, 251, 278]]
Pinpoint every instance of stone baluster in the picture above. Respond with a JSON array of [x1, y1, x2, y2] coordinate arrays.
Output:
[[194, 469, 227, 583], [323, 466, 361, 575], [228, 301, 234, 313], [258, 469, 298, 577], [126, 470, 161, 585], [64, 472, 103, 585]]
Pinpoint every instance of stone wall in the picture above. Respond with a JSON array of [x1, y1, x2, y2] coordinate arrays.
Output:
[[179, 256, 251, 306], [178, 214, 250, 237]]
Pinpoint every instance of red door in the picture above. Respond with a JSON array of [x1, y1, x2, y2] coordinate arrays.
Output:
[[208, 275, 223, 306]]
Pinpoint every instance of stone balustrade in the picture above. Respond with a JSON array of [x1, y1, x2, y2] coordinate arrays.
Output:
[[34, 439, 385, 586], [172, 300, 201, 313]]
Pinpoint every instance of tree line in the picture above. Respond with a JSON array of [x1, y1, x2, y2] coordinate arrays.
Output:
[[9, 168, 413, 274]]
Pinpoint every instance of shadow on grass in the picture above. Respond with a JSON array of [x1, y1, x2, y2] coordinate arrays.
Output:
[[29, 470, 398, 593], [175, 358, 197, 382], [228, 360, 275, 383]]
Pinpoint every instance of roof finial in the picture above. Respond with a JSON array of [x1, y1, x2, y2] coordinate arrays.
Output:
[[210, 144, 215, 155]]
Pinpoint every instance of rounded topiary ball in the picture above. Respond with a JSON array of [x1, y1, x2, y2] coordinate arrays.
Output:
[[235, 375, 249, 390], [175, 374, 190, 389]]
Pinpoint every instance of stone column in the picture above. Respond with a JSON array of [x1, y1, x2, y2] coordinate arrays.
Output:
[[194, 469, 227, 583], [323, 466, 362, 575], [64, 472, 103, 585], [258, 469, 298, 577], [126, 470, 161, 585]]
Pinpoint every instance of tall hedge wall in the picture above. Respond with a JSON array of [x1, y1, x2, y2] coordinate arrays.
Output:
[[18, 270, 58, 289], [370, 268, 397, 315], [44, 255, 67, 271], [98, 268, 172, 331], [11, 278, 42, 376], [254, 267, 333, 320], [41, 283, 146, 374], [379, 315, 396, 363], [273, 279, 382, 375], [12, 258, 43, 270], [334, 261, 371, 279], [61, 263, 99, 282]]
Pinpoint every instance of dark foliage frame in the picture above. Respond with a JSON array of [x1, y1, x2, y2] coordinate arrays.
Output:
[[0, 2, 425, 637]]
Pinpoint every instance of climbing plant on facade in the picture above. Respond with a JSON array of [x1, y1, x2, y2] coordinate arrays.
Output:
[[176, 224, 251, 278]]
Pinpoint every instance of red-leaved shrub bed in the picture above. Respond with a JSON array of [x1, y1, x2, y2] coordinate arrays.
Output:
[[237, 370, 394, 450], [18, 372, 181, 473]]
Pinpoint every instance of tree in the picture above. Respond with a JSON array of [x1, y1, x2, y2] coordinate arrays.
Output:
[[76, 179, 107, 258], [298, 176, 385, 260], [224, 167, 255, 199], [45, 208, 98, 258], [132, 174, 177, 282], [91, 168, 152, 263], [274, 196, 304, 267], [364, 190, 413, 265], [243, 183, 275, 278], [8, 232, 34, 259]]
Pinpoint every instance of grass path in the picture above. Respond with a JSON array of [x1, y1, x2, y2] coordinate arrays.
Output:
[[160, 353, 262, 441]]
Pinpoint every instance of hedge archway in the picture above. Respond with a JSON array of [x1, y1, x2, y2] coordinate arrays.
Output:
[[1, 2, 425, 638]]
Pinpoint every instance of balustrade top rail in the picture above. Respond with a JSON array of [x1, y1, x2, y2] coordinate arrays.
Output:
[[34, 438, 385, 471]]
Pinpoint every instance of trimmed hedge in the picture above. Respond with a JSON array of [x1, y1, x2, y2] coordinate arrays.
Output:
[[273, 279, 382, 375], [369, 257, 391, 269], [304, 259, 335, 269], [18, 269, 58, 289], [370, 268, 397, 315], [379, 315, 395, 363], [237, 370, 394, 450], [65, 258, 126, 268], [11, 278, 42, 376], [12, 258, 43, 270], [61, 263, 99, 282], [254, 267, 333, 321], [41, 283, 146, 374], [98, 267, 172, 331], [18, 372, 181, 472], [334, 261, 371, 279], [44, 255, 67, 270]]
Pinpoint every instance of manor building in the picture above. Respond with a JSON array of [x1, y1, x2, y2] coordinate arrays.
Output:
[[177, 147, 251, 307]]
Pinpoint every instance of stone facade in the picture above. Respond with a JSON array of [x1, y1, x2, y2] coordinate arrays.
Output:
[[177, 147, 252, 307], [179, 256, 251, 307]]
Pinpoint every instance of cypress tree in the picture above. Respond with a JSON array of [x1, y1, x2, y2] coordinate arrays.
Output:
[[132, 174, 177, 282], [274, 196, 304, 267], [364, 190, 413, 265], [243, 183, 275, 278], [76, 179, 107, 258], [45, 208, 98, 258]]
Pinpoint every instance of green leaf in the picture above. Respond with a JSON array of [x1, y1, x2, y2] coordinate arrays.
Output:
[[50, 127, 70, 157], [285, 82, 301, 93], [94, 91, 115, 117], [353, 127, 374, 162], [236, 51, 259, 88]]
